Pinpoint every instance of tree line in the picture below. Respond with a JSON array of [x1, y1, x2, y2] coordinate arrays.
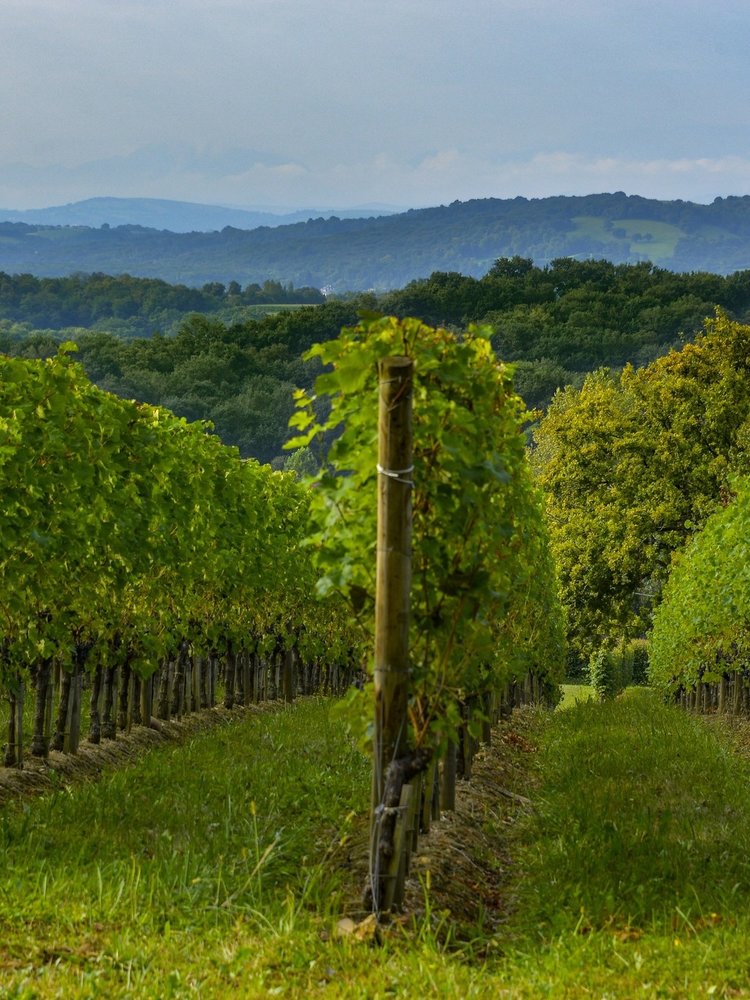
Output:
[[3, 257, 750, 466], [532, 311, 750, 681], [0, 271, 324, 339]]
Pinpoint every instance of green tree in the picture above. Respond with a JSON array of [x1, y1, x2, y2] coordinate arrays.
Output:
[[533, 312, 750, 656]]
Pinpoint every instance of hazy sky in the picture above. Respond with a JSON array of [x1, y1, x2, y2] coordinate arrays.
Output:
[[2, 0, 750, 210]]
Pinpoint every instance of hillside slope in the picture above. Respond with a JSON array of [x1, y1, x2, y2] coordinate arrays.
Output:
[[2, 192, 750, 289], [0, 196, 393, 233]]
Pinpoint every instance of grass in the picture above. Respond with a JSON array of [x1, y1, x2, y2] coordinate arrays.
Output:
[[571, 216, 685, 262], [496, 690, 750, 996], [0, 698, 370, 997], [4, 691, 750, 996], [558, 683, 594, 709]]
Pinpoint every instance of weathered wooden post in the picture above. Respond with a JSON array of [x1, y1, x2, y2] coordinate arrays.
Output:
[[140, 673, 153, 725], [282, 647, 295, 703], [4, 675, 24, 768], [442, 741, 457, 811], [370, 355, 413, 913], [65, 667, 82, 753], [31, 660, 53, 757]]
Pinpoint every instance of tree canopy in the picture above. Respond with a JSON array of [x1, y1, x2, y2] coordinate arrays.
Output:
[[532, 312, 750, 658]]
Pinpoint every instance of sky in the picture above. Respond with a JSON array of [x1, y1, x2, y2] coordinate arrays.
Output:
[[2, 0, 750, 211]]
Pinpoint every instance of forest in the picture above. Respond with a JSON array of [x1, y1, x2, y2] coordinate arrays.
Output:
[[3, 256, 750, 464], [0, 270, 323, 338], [4, 192, 750, 289]]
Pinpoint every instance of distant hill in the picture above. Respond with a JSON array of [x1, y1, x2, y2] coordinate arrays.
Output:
[[1, 192, 750, 289], [0, 196, 396, 233]]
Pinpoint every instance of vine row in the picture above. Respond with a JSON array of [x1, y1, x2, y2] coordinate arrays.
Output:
[[0, 349, 357, 768], [288, 315, 566, 910], [650, 476, 750, 706]]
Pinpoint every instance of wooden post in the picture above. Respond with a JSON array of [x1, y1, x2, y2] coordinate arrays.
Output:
[[383, 782, 414, 913], [52, 668, 72, 752], [442, 740, 457, 811], [185, 656, 193, 713], [371, 356, 414, 914], [125, 669, 136, 733], [157, 659, 172, 721], [31, 660, 53, 758], [65, 669, 82, 754], [500, 683, 512, 720], [524, 671, 533, 705], [431, 763, 441, 819], [242, 653, 252, 707], [372, 356, 413, 808], [171, 642, 188, 718], [45, 665, 55, 751], [101, 665, 116, 739], [89, 666, 103, 744], [408, 774, 421, 853], [7, 677, 24, 769], [140, 674, 153, 725], [733, 672, 743, 714], [224, 646, 237, 709], [257, 657, 266, 703], [718, 675, 727, 714], [481, 691, 492, 746], [16, 679, 25, 768], [421, 758, 437, 833]]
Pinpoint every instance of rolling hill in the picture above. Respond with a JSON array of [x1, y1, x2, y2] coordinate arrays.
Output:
[[1, 192, 749, 289]]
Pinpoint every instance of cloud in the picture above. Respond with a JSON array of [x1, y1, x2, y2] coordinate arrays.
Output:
[[3, 145, 750, 212], [511, 153, 750, 197]]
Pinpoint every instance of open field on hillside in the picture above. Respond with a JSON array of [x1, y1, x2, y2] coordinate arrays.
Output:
[[571, 215, 685, 261]]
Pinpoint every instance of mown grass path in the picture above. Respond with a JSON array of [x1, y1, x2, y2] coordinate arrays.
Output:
[[3, 692, 750, 997], [499, 690, 750, 997]]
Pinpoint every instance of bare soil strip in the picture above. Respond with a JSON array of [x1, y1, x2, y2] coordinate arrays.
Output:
[[339, 707, 542, 934]]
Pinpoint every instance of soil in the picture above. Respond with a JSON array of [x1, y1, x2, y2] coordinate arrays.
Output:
[[339, 707, 543, 936]]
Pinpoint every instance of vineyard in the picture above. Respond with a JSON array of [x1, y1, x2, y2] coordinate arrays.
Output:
[[3, 310, 750, 996], [0, 316, 565, 905]]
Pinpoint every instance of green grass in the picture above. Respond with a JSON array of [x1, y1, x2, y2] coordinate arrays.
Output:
[[495, 690, 750, 996], [571, 215, 685, 261], [0, 699, 371, 997], [612, 218, 684, 259], [558, 683, 594, 709], [4, 692, 750, 996]]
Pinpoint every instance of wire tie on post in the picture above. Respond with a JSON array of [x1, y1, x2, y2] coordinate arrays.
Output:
[[376, 463, 414, 487]]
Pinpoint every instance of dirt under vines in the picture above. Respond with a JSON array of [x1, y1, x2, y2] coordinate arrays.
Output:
[[338, 707, 543, 936]]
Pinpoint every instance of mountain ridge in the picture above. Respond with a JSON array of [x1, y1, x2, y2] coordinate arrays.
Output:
[[1, 192, 750, 288], [0, 196, 397, 233]]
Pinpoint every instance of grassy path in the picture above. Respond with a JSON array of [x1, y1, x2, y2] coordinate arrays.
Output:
[[4, 692, 750, 996], [0, 699, 370, 997], [496, 691, 750, 997]]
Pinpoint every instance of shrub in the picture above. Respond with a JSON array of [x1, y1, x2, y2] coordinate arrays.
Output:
[[589, 643, 633, 700], [565, 646, 588, 681]]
